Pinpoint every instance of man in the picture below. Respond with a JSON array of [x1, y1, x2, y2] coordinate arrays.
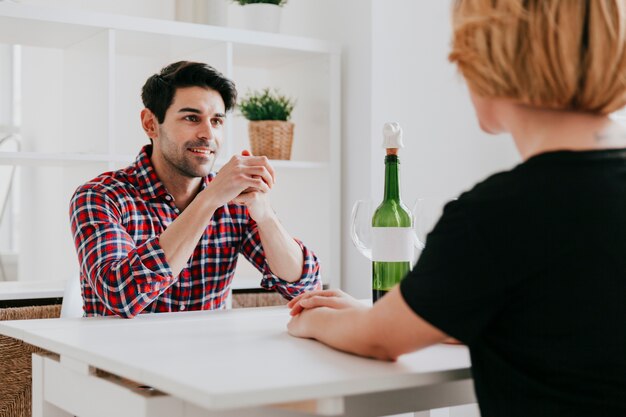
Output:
[[70, 61, 321, 318], [287, 1, 626, 417]]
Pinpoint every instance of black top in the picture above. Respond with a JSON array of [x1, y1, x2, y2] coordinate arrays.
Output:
[[400, 149, 626, 417]]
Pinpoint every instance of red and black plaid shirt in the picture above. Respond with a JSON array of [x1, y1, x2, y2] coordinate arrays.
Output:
[[69, 145, 321, 318]]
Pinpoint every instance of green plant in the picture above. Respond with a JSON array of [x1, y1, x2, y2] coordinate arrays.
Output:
[[233, 0, 288, 6], [238, 88, 295, 121]]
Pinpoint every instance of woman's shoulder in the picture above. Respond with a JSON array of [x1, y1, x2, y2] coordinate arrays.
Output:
[[457, 166, 526, 205]]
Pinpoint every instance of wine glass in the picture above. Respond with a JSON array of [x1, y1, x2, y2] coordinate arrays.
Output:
[[351, 199, 427, 262], [350, 200, 373, 260], [411, 196, 457, 254]]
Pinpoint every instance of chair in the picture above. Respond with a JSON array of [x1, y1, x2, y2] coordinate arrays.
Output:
[[0, 134, 19, 281], [60, 271, 84, 318]]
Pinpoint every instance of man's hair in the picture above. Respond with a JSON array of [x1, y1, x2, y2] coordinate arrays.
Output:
[[141, 61, 237, 123], [449, 0, 626, 114]]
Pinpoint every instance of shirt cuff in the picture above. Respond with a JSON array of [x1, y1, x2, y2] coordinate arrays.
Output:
[[133, 237, 174, 293], [260, 239, 322, 299]]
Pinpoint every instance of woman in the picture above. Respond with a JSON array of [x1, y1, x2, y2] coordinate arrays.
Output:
[[287, 1, 626, 416]]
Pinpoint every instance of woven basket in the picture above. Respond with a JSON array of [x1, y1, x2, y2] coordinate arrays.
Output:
[[248, 120, 294, 160], [231, 292, 288, 309], [0, 305, 61, 417]]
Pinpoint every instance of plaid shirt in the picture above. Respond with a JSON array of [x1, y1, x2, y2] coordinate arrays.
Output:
[[69, 145, 321, 318]]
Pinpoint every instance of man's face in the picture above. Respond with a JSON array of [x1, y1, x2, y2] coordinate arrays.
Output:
[[153, 86, 226, 178]]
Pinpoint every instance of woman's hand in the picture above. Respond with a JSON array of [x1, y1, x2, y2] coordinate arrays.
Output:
[[287, 289, 364, 316]]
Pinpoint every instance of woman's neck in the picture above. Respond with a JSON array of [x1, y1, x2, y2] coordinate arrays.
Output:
[[501, 103, 626, 160]]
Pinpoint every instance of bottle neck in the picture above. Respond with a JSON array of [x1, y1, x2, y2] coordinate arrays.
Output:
[[383, 154, 401, 201]]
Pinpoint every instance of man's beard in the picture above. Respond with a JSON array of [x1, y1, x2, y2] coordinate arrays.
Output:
[[159, 130, 218, 178]]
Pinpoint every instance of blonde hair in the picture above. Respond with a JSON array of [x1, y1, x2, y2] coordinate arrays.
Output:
[[449, 0, 626, 114]]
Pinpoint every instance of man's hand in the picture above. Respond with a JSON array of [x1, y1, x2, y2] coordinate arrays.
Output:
[[230, 150, 278, 223], [202, 150, 276, 209], [231, 190, 275, 224], [287, 289, 364, 316]]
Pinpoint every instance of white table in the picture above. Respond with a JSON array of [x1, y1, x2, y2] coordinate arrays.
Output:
[[0, 306, 475, 417]]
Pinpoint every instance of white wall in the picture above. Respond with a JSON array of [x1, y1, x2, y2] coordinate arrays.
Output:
[[371, 0, 519, 203]]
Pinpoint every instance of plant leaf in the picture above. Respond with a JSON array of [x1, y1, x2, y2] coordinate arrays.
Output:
[[238, 88, 295, 121]]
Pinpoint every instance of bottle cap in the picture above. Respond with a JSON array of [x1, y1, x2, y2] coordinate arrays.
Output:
[[382, 122, 404, 149]]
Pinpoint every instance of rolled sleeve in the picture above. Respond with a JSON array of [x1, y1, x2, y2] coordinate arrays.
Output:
[[70, 187, 175, 318], [240, 218, 322, 300], [133, 237, 173, 293], [259, 238, 322, 299]]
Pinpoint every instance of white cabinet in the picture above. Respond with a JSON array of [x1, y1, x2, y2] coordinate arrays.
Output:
[[0, 2, 341, 288]]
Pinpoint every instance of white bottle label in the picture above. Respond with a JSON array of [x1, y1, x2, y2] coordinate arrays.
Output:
[[371, 227, 413, 262]]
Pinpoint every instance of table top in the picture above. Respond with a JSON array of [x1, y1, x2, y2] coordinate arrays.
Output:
[[0, 306, 471, 411], [0, 279, 66, 300]]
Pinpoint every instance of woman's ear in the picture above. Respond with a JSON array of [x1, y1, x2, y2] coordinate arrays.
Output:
[[141, 109, 158, 140]]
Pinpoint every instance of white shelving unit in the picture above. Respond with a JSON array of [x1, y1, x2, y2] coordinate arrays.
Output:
[[0, 151, 330, 168], [0, 2, 341, 289]]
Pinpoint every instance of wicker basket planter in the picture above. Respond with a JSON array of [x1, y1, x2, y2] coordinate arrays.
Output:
[[248, 120, 294, 160]]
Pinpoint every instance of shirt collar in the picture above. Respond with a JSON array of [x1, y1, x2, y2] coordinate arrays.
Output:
[[133, 144, 215, 200], [133, 144, 170, 200]]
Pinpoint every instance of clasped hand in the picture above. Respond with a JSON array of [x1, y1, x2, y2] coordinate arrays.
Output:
[[204, 150, 276, 222]]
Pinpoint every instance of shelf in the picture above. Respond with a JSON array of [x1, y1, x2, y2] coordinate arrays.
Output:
[[0, 2, 339, 58], [0, 151, 328, 169], [0, 279, 66, 301], [0, 125, 20, 135], [0, 151, 134, 166]]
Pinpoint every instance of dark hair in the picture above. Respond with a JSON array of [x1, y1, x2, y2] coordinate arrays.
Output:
[[141, 61, 237, 123]]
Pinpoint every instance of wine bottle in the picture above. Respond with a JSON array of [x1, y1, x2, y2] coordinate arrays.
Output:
[[371, 122, 413, 302]]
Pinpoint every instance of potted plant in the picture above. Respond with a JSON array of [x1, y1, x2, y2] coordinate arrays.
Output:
[[239, 88, 295, 160], [232, 0, 288, 32]]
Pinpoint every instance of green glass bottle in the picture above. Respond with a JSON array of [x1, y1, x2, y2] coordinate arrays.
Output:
[[371, 123, 412, 302]]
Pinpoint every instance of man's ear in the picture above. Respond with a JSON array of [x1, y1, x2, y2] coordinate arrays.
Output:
[[141, 109, 159, 140]]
